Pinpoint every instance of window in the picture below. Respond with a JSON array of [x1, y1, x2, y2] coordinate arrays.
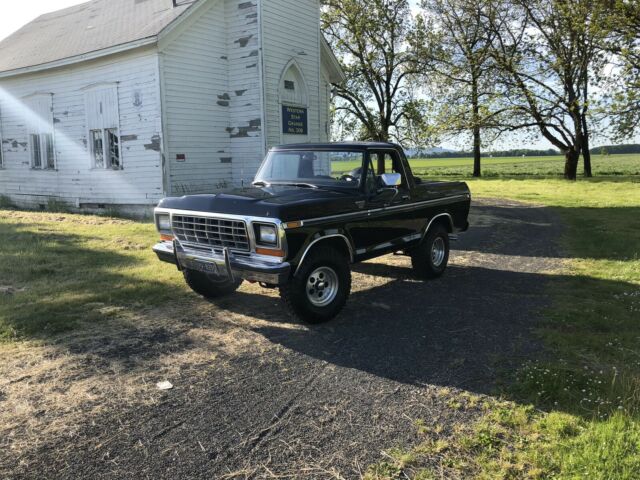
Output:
[[84, 84, 122, 169], [279, 62, 308, 107], [107, 128, 120, 168], [255, 150, 364, 188], [90, 128, 120, 169], [24, 94, 55, 170], [90, 128, 120, 170], [29, 133, 55, 169], [365, 151, 408, 192], [90, 130, 104, 168], [30, 134, 42, 168]]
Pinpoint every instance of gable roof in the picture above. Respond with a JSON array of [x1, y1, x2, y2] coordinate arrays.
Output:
[[0, 0, 197, 76]]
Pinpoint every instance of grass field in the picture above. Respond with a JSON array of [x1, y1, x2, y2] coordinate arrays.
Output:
[[1, 155, 639, 478], [366, 175, 640, 478], [332, 153, 640, 177]]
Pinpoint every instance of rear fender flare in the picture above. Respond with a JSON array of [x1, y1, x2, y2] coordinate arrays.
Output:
[[421, 213, 454, 242]]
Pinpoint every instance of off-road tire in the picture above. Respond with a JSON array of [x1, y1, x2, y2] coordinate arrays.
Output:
[[280, 247, 351, 323], [411, 224, 450, 279], [183, 269, 243, 299]]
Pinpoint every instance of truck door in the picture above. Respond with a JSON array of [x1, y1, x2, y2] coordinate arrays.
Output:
[[363, 149, 416, 250]]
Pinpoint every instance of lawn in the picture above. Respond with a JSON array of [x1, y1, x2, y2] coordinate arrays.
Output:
[[332, 153, 640, 177], [366, 175, 640, 478], [0, 210, 185, 340], [1, 156, 639, 478]]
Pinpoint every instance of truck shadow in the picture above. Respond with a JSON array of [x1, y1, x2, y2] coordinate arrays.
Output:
[[245, 264, 634, 396]]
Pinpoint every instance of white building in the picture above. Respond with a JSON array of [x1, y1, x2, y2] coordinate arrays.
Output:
[[0, 0, 344, 212]]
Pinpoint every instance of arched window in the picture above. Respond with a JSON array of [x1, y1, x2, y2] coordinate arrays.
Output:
[[279, 61, 308, 107]]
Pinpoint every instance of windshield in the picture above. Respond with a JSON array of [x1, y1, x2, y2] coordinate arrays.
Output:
[[254, 150, 364, 188]]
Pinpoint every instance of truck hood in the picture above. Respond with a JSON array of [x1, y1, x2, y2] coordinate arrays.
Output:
[[156, 185, 362, 221]]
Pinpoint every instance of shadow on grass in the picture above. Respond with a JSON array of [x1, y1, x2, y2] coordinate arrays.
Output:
[[0, 221, 188, 350]]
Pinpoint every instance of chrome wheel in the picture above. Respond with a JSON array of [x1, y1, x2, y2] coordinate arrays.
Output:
[[431, 237, 446, 267], [306, 266, 339, 307]]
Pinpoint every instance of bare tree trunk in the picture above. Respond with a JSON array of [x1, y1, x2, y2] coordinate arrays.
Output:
[[473, 125, 482, 178], [581, 114, 593, 177], [471, 76, 482, 178], [564, 149, 579, 180], [581, 75, 593, 178]]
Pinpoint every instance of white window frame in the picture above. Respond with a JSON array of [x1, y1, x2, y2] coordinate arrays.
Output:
[[89, 127, 121, 170], [24, 93, 56, 170], [83, 83, 122, 170]]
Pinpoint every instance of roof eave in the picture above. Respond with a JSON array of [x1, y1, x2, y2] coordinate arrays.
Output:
[[320, 36, 346, 84], [0, 36, 158, 79]]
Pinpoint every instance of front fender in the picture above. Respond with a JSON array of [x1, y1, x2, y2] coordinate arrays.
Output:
[[285, 227, 355, 272]]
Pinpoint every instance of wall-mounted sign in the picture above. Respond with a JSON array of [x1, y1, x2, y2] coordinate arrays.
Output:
[[282, 105, 308, 135]]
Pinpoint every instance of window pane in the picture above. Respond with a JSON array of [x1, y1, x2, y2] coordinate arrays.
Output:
[[44, 134, 55, 169], [91, 130, 104, 168], [255, 150, 363, 188], [106, 129, 120, 169], [30, 134, 41, 168]]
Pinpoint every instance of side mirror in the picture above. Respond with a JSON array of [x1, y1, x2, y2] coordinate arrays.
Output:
[[379, 173, 402, 188]]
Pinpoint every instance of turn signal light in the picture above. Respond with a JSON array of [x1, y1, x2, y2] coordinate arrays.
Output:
[[160, 234, 174, 242], [256, 247, 285, 258], [284, 221, 303, 229]]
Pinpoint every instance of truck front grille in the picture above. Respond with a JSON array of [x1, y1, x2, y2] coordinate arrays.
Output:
[[172, 215, 250, 252]]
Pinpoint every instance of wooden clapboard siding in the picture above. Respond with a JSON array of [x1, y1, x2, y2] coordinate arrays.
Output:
[[227, 0, 264, 187], [160, 0, 232, 195], [160, 0, 265, 193], [0, 47, 163, 207], [261, 0, 322, 149]]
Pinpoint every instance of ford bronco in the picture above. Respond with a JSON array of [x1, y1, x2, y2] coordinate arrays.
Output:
[[153, 142, 471, 323]]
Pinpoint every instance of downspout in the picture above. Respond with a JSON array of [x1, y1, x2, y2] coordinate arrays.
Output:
[[157, 52, 171, 197]]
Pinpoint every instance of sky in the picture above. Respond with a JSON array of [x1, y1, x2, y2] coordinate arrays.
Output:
[[0, 0, 86, 42], [0, 1, 630, 151]]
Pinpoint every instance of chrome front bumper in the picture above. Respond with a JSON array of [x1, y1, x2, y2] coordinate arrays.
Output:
[[153, 241, 291, 285]]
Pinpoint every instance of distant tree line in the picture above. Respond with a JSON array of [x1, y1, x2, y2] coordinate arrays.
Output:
[[591, 144, 640, 155], [322, 0, 640, 180], [413, 149, 561, 159], [409, 144, 640, 158]]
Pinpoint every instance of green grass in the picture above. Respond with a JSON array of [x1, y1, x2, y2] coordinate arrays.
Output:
[[0, 211, 185, 341], [331, 153, 640, 177], [366, 175, 640, 478]]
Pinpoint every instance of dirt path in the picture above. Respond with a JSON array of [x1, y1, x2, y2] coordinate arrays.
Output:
[[2, 198, 564, 479]]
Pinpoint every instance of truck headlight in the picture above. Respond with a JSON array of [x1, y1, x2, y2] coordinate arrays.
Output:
[[256, 223, 278, 246], [156, 214, 171, 233]]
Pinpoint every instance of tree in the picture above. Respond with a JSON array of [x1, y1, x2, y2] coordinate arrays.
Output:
[[418, 0, 505, 177], [606, 0, 640, 139], [489, 0, 612, 180], [322, 0, 431, 144]]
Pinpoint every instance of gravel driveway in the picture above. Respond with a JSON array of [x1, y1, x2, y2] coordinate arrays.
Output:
[[4, 198, 563, 479]]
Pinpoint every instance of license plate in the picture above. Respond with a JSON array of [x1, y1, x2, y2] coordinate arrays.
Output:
[[184, 259, 218, 275]]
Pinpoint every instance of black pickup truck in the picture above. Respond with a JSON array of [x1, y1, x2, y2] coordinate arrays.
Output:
[[153, 142, 470, 323]]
